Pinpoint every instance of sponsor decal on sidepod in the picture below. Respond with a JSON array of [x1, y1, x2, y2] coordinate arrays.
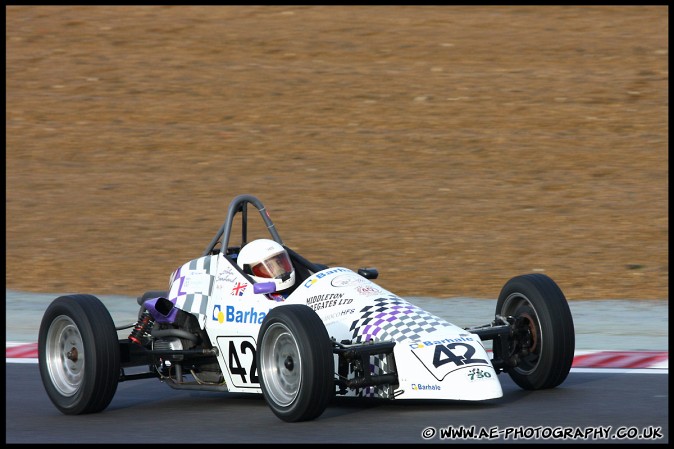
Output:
[[212, 305, 268, 324], [303, 267, 351, 288]]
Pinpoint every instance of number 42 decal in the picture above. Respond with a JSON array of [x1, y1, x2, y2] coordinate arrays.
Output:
[[432, 342, 487, 368], [218, 336, 259, 388], [411, 341, 490, 381]]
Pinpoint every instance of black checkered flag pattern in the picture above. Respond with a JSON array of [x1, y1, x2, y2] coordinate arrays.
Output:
[[172, 255, 218, 327], [348, 295, 450, 344]]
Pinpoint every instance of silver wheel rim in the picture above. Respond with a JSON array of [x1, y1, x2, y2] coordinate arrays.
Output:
[[260, 322, 301, 407], [502, 293, 542, 375], [45, 315, 85, 396]]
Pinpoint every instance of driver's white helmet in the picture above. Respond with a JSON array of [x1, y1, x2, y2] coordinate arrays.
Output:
[[237, 239, 295, 292]]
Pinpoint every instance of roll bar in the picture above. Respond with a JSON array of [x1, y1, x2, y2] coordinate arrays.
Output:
[[202, 194, 283, 257]]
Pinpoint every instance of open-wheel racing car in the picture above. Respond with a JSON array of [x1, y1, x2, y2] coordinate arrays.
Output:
[[38, 194, 575, 422]]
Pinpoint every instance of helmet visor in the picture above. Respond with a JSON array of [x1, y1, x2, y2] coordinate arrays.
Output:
[[250, 251, 293, 280]]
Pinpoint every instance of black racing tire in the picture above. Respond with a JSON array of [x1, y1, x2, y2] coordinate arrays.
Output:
[[38, 294, 120, 415], [493, 274, 575, 390], [257, 304, 334, 422]]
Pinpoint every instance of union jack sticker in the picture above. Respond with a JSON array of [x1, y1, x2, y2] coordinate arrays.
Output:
[[231, 282, 247, 296]]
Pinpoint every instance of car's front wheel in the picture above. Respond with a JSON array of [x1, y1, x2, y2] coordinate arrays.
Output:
[[38, 294, 120, 415], [493, 274, 575, 390], [257, 305, 334, 422]]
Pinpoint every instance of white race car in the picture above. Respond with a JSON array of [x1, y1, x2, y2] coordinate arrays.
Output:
[[38, 194, 575, 422]]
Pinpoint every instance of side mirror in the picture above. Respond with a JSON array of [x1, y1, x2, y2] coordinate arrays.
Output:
[[357, 267, 379, 280], [254, 282, 277, 294]]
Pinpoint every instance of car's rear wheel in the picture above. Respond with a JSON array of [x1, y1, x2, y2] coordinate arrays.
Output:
[[38, 294, 120, 415], [257, 305, 333, 422], [493, 274, 575, 390]]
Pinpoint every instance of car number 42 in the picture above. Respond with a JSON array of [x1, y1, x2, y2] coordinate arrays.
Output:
[[219, 336, 259, 387], [432, 342, 487, 367]]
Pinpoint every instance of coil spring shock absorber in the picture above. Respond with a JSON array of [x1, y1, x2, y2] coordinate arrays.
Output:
[[129, 311, 154, 345]]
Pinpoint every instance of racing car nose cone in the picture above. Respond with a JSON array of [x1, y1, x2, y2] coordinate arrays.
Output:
[[284, 356, 294, 371]]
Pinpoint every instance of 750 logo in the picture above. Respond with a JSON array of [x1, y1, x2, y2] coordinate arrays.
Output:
[[467, 367, 492, 381]]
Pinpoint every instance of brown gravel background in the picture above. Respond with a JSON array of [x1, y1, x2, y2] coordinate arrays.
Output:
[[6, 6, 668, 301]]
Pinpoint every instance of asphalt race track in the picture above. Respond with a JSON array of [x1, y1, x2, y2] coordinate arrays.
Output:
[[5, 363, 667, 444]]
